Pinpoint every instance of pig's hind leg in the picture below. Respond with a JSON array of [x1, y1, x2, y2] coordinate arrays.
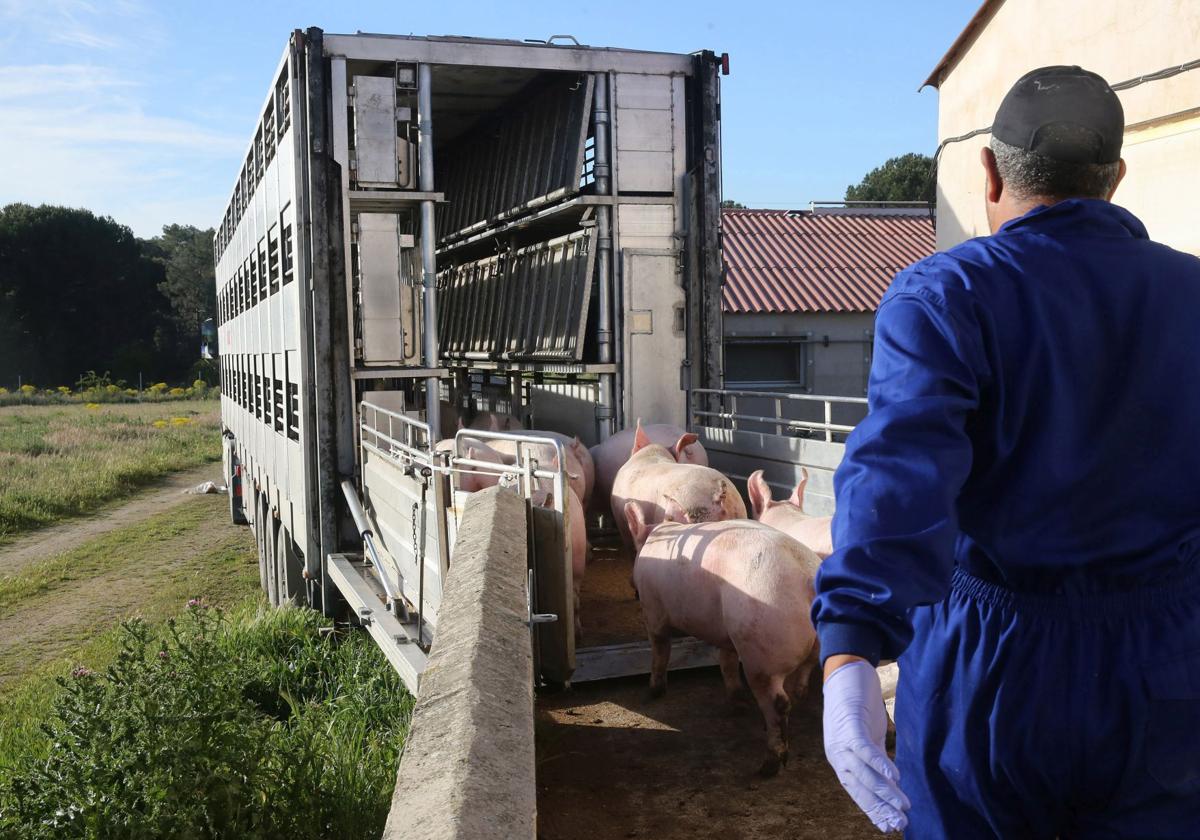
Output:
[[746, 670, 791, 778], [718, 647, 752, 709], [648, 633, 672, 698]]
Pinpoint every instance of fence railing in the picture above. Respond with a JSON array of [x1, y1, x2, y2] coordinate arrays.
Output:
[[690, 388, 867, 442]]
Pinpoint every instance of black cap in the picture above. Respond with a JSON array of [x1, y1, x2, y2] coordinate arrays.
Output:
[[991, 66, 1124, 164]]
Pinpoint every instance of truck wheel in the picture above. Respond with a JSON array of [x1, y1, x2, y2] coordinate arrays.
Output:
[[276, 527, 306, 606]]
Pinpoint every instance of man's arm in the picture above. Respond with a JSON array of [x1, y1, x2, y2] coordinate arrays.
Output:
[[813, 282, 986, 666]]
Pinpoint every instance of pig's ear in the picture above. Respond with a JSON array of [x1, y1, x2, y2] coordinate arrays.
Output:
[[672, 432, 699, 462], [457, 417, 465, 430], [747, 470, 773, 519], [488, 414, 501, 432], [631, 418, 650, 456], [624, 500, 650, 550], [788, 468, 809, 509], [572, 435, 584, 454], [663, 496, 688, 524]]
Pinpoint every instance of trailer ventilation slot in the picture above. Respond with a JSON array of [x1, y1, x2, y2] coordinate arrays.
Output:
[[438, 228, 596, 361]]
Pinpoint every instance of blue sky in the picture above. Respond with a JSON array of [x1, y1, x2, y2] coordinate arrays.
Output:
[[0, 0, 979, 237]]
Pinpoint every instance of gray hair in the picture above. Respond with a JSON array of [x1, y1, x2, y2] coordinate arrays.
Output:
[[990, 137, 1121, 201]]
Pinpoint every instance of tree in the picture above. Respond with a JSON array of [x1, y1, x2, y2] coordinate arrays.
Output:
[[721, 199, 747, 209], [145, 224, 216, 339], [0, 204, 173, 387], [845, 153, 934, 203], [144, 224, 217, 372]]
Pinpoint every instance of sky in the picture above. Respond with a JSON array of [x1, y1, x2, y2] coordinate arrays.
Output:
[[0, 0, 981, 238]]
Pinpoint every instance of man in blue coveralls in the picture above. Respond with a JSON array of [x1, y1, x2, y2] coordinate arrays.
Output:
[[814, 65, 1200, 838]]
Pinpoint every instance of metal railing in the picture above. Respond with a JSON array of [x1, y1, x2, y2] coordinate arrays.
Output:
[[360, 401, 436, 466], [691, 388, 867, 442]]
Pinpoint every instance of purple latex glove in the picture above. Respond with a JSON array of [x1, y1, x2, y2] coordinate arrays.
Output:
[[823, 660, 911, 833]]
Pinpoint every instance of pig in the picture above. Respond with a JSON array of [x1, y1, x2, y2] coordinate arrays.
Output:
[[532, 483, 589, 636], [517, 430, 595, 508], [747, 468, 834, 559], [624, 504, 822, 776], [434, 437, 512, 493], [609, 421, 743, 550], [488, 438, 587, 503], [590, 422, 708, 512], [465, 410, 524, 432]]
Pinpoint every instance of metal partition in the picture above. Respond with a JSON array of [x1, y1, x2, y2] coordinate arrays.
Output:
[[358, 401, 576, 684], [437, 74, 595, 241], [438, 228, 596, 362], [690, 389, 865, 516]]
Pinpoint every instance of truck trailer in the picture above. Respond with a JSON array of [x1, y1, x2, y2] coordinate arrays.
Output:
[[213, 27, 865, 693]]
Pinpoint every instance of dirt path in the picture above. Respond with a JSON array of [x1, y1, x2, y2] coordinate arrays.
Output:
[[0, 462, 224, 575], [0, 493, 256, 692]]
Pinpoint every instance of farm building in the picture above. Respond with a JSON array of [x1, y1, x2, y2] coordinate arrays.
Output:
[[721, 205, 935, 399], [926, 0, 1200, 253]]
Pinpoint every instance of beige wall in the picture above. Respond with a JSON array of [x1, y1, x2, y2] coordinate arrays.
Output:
[[934, 0, 1200, 253]]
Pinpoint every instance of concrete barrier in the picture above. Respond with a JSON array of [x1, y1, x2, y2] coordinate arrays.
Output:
[[383, 485, 535, 840]]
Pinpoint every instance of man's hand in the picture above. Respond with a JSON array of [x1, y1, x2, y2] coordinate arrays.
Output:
[[823, 658, 910, 833]]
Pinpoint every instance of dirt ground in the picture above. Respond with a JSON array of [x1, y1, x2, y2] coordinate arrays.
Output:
[[537, 540, 897, 840], [0, 462, 222, 575]]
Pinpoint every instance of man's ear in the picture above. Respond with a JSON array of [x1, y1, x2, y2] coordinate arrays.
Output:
[[1108, 159, 1127, 200], [981, 146, 1002, 204]]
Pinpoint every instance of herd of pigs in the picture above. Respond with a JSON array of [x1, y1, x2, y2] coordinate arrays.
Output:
[[436, 409, 872, 778]]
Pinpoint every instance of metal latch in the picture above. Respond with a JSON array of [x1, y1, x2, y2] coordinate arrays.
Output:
[[526, 569, 558, 626]]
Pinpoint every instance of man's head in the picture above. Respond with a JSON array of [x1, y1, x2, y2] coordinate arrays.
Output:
[[981, 66, 1127, 232]]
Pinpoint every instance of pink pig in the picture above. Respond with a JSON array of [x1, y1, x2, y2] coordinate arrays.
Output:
[[488, 438, 587, 503], [518, 430, 595, 509], [747, 469, 833, 558], [609, 421, 744, 550], [533, 483, 589, 636], [590, 422, 708, 512], [434, 437, 511, 493], [624, 505, 822, 777]]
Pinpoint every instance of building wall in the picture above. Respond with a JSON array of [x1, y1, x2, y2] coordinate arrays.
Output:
[[934, 0, 1200, 254], [724, 311, 875, 398]]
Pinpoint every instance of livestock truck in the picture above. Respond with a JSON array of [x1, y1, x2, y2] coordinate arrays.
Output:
[[213, 28, 866, 693]]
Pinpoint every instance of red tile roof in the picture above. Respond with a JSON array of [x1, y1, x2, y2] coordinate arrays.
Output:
[[721, 209, 936, 314]]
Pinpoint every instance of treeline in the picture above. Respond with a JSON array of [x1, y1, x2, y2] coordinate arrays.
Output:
[[0, 203, 216, 389]]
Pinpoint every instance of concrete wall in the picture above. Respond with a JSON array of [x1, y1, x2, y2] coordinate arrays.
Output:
[[934, 0, 1200, 254], [383, 486, 535, 840], [724, 311, 875, 399]]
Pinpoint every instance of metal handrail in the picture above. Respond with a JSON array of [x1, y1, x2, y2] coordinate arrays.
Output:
[[691, 388, 866, 443]]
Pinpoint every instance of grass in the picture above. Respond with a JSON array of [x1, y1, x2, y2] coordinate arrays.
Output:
[[0, 495, 261, 762], [0, 495, 412, 839], [0, 400, 221, 543]]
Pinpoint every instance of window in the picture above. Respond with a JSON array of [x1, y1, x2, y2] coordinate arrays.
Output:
[[287, 382, 300, 441], [724, 339, 809, 390]]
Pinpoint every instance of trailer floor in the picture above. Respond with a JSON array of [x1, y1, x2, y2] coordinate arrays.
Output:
[[536, 668, 893, 840], [545, 539, 894, 839]]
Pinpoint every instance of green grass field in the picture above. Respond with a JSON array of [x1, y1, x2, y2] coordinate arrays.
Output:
[[0, 404, 411, 838], [0, 400, 221, 543]]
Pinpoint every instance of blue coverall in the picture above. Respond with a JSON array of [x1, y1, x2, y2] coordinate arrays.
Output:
[[812, 199, 1200, 838]]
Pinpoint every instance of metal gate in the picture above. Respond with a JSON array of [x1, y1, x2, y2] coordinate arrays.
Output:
[[437, 228, 597, 362], [351, 401, 576, 690]]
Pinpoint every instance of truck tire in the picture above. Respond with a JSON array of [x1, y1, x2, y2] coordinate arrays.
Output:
[[276, 527, 306, 606]]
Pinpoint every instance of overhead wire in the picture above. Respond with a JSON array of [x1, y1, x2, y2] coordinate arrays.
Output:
[[922, 56, 1200, 226]]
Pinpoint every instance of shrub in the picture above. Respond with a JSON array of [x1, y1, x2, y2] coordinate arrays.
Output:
[[0, 604, 411, 840], [19, 384, 35, 396]]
